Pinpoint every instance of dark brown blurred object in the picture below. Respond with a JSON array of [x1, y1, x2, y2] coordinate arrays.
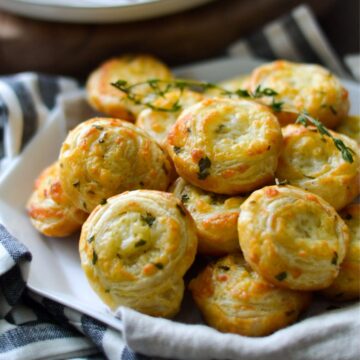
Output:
[[0, 0, 352, 77]]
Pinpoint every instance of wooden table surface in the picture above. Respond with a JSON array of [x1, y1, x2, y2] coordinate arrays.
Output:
[[0, 0, 340, 77]]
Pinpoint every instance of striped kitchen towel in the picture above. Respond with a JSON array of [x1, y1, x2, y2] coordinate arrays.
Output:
[[0, 4, 359, 360]]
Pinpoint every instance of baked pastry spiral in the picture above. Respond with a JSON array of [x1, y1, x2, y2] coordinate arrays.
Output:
[[27, 162, 88, 237], [189, 254, 311, 337], [248, 60, 349, 128], [336, 115, 360, 143], [238, 185, 350, 291], [86, 54, 173, 121], [276, 124, 359, 210], [171, 177, 245, 255], [79, 190, 198, 318], [322, 203, 360, 301], [136, 90, 204, 146], [59, 118, 173, 212], [166, 97, 283, 195]]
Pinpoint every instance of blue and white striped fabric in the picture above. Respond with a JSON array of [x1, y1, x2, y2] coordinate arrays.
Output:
[[0, 4, 358, 360]]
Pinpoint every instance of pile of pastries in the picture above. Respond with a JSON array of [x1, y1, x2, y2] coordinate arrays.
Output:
[[27, 55, 360, 337]]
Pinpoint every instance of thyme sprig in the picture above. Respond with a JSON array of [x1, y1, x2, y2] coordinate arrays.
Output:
[[296, 111, 354, 163], [111, 78, 354, 162]]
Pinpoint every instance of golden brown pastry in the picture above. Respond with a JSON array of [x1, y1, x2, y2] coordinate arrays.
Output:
[[248, 60, 349, 128], [59, 118, 173, 213], [166, 97, 283, 195], [27, 162, 88, 237], [86, 54, 173, 121], [189, 254, 311, 337], [171, 177, 245, 255], [136, 90, 204, 146], [336, 115, 360, 143], [79, 190, 198, 318], [275, 124, 359, 210], [322, 203, 360, 301], [238, 185, 350, 291]]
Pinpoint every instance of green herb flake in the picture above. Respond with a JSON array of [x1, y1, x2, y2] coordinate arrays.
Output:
[[181, 193, 190, 203], [173, 146, 182, 155], [197, 156, 211, 180], [100, 198, 107, 205], [92, 250, 98, 265], [275, 272, 287, 281], [105, 289, 111, 293], [329, 105, 337, 115], [275, 178, 288, 186], [73, 181, 80, 188], [331, 251, 338, 265], [83, 202, 87, 211], [93, 125, 104, 131], [87, 235, 95, 243], [154, 262, 164, 270], [176, 204, 186, 216], [218, 265, 230, 271], [215, 124, 226, 134], [142, 213, 156, 227], [271, 100, 284, 112], [135, 239, 147, 247]]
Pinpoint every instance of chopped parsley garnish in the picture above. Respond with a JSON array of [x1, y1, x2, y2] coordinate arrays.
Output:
[[215, 124, 226, 134], [173, 146, 182, 154], [197, 156, 211, 180], [87, 235, 95, 243], [92, 250, 98, 265], [331, 251, 338, 265], [100, 198, 107, 205], [135, 239, 147, 247], [83, 202, 87, 211], [141, 213, 156, 227], [275, 272, 287, 281], [73, 181, 80, 188], [181, 193, 190, 203], [153, 262, 164, 270]]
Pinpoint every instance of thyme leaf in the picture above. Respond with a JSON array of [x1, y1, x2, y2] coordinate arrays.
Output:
[[111, 78, 352, 162], [295, 111, 354, 163]]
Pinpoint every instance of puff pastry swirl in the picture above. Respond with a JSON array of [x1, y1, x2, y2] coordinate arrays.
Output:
[[171, 177, 245, 255], [189, 254, 311, 337], [248, 60, 349, 128], [276, 124, 359, 210], [166, 97, 283, 195], [322, 203, 360, 301], [59, 118, 173, 212], [86, 54, 173, 121], [27, 162, 88, 237], [79, 190, 198, 318], [238, 185, 350, 290]]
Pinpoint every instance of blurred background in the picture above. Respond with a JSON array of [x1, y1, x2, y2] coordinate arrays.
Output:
[[0, 0, 358, 78]]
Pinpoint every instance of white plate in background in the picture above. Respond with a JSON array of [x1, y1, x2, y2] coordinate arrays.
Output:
[[0, 0, 214, 23], [0, 57, 359, 331]]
